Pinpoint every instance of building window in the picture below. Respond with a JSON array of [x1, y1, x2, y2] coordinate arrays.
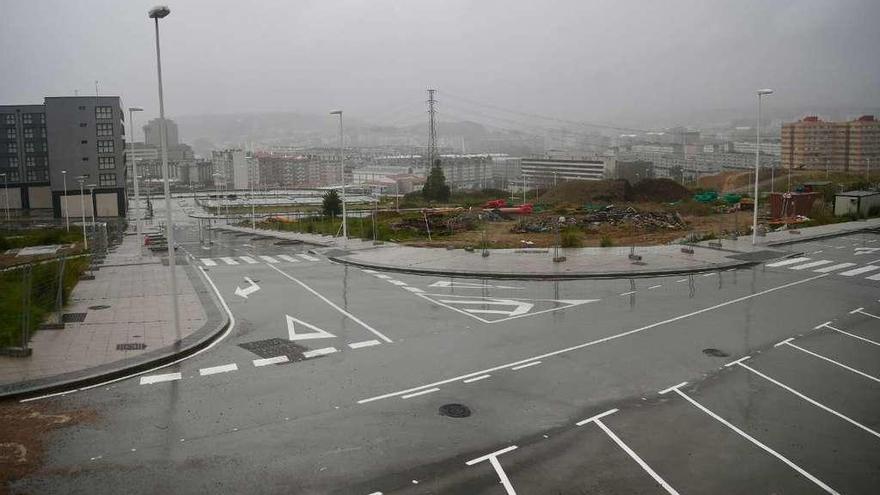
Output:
[[79, 122, 87, 128], [97, 140, 114, 153], [98, 156, 115, 170], [38, 114, 45, 125], [40, 128, 46, 138], [22, 114, 32, 125], [6, 142, 16, 153], [95, 106, 113, 120], [4, 114, 14, 125], [96, 123, 114, 137], [78, 105, 87, 111], [8, 157, 18, 168], [25, 142, 35, 153], [26, 157, 35, 167], [5, 129, 14, 139], [99, 173, 116, 187], [23, 128, 34, 139]]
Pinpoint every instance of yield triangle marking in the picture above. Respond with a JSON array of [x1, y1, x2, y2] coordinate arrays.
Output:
[[854, 247, 880, 255], [286, 315, 336, 341], [428, 280, 524, 290], [419, 293, 599, 323]]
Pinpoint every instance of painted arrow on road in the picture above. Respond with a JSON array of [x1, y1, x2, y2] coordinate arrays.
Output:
[[428, 281, 524, 290], [234, 277, 261, 298], [438, 297, 534, 316]]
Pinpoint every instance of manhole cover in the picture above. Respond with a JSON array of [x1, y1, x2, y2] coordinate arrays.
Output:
[[239, 338, 307, 362], [439, 403, 471, 418], [62, 313, 87, 323], [702, 348, 730, 357], [117, 343, 147, 351], [89, 305, 111, 310]]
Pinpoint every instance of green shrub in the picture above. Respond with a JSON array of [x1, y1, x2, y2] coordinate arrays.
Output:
[[560, 228, 583, 248], [600, 235, 613, 247]]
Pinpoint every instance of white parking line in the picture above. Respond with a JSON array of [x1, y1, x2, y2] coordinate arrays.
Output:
[[220, 257, 239, 265], [776, 339, 879, 383], [404, 286, 425, 293], [789, 260, 834, 270], [648, 285, 662, 290], [239, 256, 259, 264], [357, 274, 827, 404], [253, 356, 289, 367], [577, 409, 679, 495], [297, 253, 320, 262], [277, 254, 300, 263], [511, 361, 541, 371], [734, 361, 880, 439], [199, 363, 238, 376], [465, 446, 518, 495], [463, 375, 491, 383], [401, 388, 440, 399], [765, 257, 811, 267], [139, 373, 182, 385], [817, 322, 880, 346], [619, 291, 636, 296], [850, 307, 880, 320], [201, 258, 217, 266], [839, 265, 880, 276], [348, 340, 381, 349], [660, 382, 839, 495], [813, 262, 856, 273], [259, 255, 279, 264], [303, 347, 337, 358]]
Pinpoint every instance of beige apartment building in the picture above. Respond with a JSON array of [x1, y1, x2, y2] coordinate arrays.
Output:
[[781, 115, 879, 174]]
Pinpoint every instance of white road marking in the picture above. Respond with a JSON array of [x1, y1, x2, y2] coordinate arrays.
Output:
[[420, 293, 597, 323], [850, 307, 880, 320], [357, 274, 827, 404], [463, 375, 491, 383], [234, 277, 261, 298], [675, 278, 688, 283], [373, 273, 391, 279], [576, 408, 619, 426], [735, 361, 880, 439], [199, 363, 238, 376], [818, 322, 880, 346], [778, 340, 879, 383], [765, 257, 811, 267], [429, 280, 524, 290], [401, 388, 440, 399], [839, 265, 880, 276], [220, 257, 239, 265], [348, 340, 381, 349], [287, 315, 337, 341], [865, 272, 880, 281], [269, 265, 393, 343], [813, 262, 856, 273], [789, 260, 834, 270], [648, 285, 662, 290], [277, 254, 300, 262], [660, 382, 839, 495], [465, 446, 518, 495], [619, 291, 637, 296], [810, 250, 824, 254], [404, 286, 425, 293], [511, 361, 541, 371], [239, 256, 258, 264], [297, 253, 320, 261], [139, 373, 182, 385], [303, 347, 337, 358], [577, 409, 679, 495], [388, 280, 408, 286], [438, 297, 534, 317], [201, 258, 217, 266], [259, 255, 279, 264], [362, 269, 378, 273], [702, 272, 716, 277], [253, 356, 289, 367]]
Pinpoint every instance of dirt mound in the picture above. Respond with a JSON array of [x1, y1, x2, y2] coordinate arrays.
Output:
[[627, 178, 690, 202], [538, 180, 629, 205]]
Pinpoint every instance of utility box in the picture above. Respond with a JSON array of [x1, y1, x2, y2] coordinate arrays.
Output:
[[834, 190, 880, 217], [769, 192, 820, 219]]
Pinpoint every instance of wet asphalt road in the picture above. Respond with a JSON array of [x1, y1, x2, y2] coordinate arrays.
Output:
[[8, 217, 880, 494]]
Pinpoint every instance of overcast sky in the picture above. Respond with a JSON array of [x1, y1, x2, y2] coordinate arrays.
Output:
[[2, 0, 878, 138]]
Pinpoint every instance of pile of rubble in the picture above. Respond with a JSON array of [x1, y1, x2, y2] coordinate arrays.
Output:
[[390, 209, 506, 234], [582, 206, 686, 230]]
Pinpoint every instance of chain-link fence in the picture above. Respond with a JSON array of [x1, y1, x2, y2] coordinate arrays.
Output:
[[0, 255, 90, 354]]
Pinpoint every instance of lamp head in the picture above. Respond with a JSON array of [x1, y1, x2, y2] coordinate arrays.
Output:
[[330, 110, 342, 115], [149, 5, 170, 18], [129, 107, 144, 112], [757, 89, 774, 96]]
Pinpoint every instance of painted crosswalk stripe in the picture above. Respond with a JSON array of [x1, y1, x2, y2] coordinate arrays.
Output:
[[297, 253, 320, 262], [766, 257, 811, 267], [260, 255, 279, 264], [348, 339, 381, 349], [199, 363, 238, 376], [277, 254, 300, 263], [303, 347, 337, 358], [839, 265, 880, 276], [789, 260, 834, 270], [865, 272, 880, 281], [253, 356, 289, 367], [220, 257, 239, 265], [201, 258, 217, 266], [813, 262, 856, 273], [140, 373, 182, 385], [239, 256, 259, 264]]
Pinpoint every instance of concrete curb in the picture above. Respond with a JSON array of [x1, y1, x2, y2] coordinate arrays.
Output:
[[764, 224, 880, 247], [0, 260, 230, 401], [327, 254, 760, 280]]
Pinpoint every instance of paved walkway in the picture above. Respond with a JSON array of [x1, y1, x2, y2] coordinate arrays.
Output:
[[0, 232, 207, 388]]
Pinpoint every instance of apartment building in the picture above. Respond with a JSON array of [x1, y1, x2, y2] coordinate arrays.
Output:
[[781, 115, 880, 173]]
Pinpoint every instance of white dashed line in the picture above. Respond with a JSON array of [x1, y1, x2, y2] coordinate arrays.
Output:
[[303, 347, 338, 358], [297, 253, 320, 262], [220, 257, 239, 265], [404, 286, 425, 293], [789, 260, 834, 270], [648, 285, 662, 290], [201, 258, 217, 266], [239, 256, 259, 264], [277, 254, 300, 263], [511, 361, 541, 371], [253, 356, 289, 367], [813, 262, 856, 273], [619, 291, 636, 296], [139, 373, 182, 385], [766, 257, 811, 267], [463, 374, 491, 383], [675, 278, 688, 283], [362, 269, 378, 274], [259, 255, 279, 264], [839, 265, 880, 276], [702, 272, 716, 277], [199, 363, 238, 376], [373, 274, 391, 279], [348, 340, 381, 349], [402, 388, 440, 399], [388, 280, 408, 286]]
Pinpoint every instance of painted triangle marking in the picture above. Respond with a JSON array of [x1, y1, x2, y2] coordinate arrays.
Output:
[[286, 315, 337, 341], [419, 293, 599, 323]]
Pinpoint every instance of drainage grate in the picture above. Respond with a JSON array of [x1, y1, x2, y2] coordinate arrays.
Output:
[[702, 348, 730, 357], [238, 338, 307, 362], [117, 343, 147, 351], [275, 240, 303, 246], [439, 403, 471, 418], [727, 250, 787, 262], [89, 305, 111, 310], [62, 313, 87, 323]]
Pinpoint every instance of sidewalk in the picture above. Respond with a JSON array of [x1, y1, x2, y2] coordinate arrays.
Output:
[[697, 217, 880, 252], [0, 231, 227, 398], [214, 224, 380, 251]]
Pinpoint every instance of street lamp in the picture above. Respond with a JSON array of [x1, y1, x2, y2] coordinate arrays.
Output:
[[87, 184, 97, 231], [76, 174, 89, 249], [129, 107, 144, 247], [330, 110, 348, 244], [0, 173, 8, 221], [149, 4, 180, 340], [752, 88, 773, 245], [61, 170, 70, 231]]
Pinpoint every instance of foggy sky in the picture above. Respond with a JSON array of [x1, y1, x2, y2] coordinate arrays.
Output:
[[2, 0, 878, 139]]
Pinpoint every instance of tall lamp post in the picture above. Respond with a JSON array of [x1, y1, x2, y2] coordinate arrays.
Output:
[[149, 4, 180, 340], [61, 170, 70, 231], [751, 88, 773, 245], [0, 173, 8, 221], [76, 174, 89, 249], [330, 110, 348, 244], [129, 107, 144, 245]]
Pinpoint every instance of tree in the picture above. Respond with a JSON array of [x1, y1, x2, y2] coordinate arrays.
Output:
[[422, 158, 450, 202], [322, 189, 342, 217]]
